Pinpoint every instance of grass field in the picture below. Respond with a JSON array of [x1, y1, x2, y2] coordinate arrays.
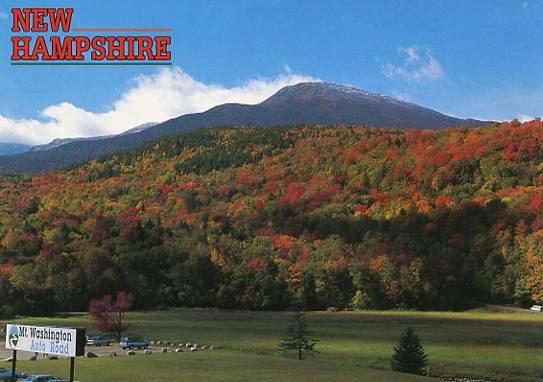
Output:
[[3, 307, 543, 381], [14, 351, 428, 382]]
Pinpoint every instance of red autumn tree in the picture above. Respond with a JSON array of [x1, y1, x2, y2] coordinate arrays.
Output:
[[89, 291, 134, 340]]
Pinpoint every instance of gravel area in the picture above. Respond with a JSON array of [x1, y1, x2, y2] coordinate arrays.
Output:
[[0, 340, 166, 362]]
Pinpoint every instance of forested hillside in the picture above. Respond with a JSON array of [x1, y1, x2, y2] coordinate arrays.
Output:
[[1, 120, 543, 315]]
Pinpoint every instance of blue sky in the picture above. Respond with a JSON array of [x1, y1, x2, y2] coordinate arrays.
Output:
[[0, 0, 541, 144]]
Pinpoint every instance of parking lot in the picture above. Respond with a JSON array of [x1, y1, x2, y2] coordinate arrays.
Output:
[[0, 340, 175, 362]]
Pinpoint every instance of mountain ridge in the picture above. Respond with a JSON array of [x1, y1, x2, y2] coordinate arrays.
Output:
[[29, 122, 159, 152], [0, 142, 31, 156], [0, 82, 491, 174]]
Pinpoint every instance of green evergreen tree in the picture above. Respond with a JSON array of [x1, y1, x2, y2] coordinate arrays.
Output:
[[391, 327, 428, 375], [279, 310, 319, 360]]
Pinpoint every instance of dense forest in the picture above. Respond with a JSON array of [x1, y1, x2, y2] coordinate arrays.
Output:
[[1, 120, 543, 316]]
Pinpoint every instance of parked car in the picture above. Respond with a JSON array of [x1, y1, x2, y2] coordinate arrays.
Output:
[[0, 367, 24, 381], [86, 335, 113, 346], [530, 305, 543, 312], [19, 375, 66, 382], [120, 337, 150, 350]]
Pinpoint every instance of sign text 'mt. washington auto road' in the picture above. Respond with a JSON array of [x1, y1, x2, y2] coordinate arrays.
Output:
[[5, 324, 80, 357]]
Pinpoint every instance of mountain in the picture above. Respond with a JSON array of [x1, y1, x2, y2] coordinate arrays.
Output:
[[30, 122, 159, 152], [0, 82, 490, 173], [0, 143, 30, 156]]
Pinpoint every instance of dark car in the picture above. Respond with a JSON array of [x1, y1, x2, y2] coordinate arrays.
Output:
[[86, 335, 113, 346], [0, 367, 24, 381], [119, 337, 150, 350], [19, 376, 66, 382]]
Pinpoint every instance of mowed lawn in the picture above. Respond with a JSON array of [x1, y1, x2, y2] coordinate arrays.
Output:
[[4, 307, 543, 381]]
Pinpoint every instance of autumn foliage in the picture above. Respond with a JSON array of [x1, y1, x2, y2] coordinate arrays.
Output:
[[89, 291, 134, 340], [1, 120, 543, 313]]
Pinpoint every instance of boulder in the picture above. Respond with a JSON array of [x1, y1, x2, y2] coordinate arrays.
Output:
[[175, 348, 184, 353], [161, 347, 168, 353], [127, 351, 136, 356], [86, 352, 98, 358]]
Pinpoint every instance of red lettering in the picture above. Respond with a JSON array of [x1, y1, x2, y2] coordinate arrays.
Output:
[[74, 37, 90, 60], [154, 36, 171, 60], [106, 36, 126, 60], [31, 8, 48, 32], [48, 8, 73, 33], [91, 37, 106, 60], [11, 8, 31, 32], [136, 37, 154, 60], [11, 36, 31, 60], [125, 37, 136, 60], [30, 36, 51, 60], [50, 36, 74, 60], [11, 8, 73, 33]]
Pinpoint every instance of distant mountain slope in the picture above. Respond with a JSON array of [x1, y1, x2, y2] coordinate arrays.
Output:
[[0, 82, 490, 173], [30, 136, 113, 153], [0, 143, 30, 156], [119, 122, 159, 136], [30, 122, 159, 152]]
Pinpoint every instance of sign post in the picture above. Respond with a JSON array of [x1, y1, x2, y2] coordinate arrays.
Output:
[[70, 356, 75, 382], [10, 350, 16, 382], [5, 324, 85, 381]]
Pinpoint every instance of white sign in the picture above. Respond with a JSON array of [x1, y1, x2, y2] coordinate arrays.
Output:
[[5, 324, 78, 357]]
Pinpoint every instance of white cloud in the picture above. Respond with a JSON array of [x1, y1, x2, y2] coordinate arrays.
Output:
[[403, 47, 420, 63], [522, 1, 529, 9], [382, 46, 444, 82], [0, 67, 316, 145]]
